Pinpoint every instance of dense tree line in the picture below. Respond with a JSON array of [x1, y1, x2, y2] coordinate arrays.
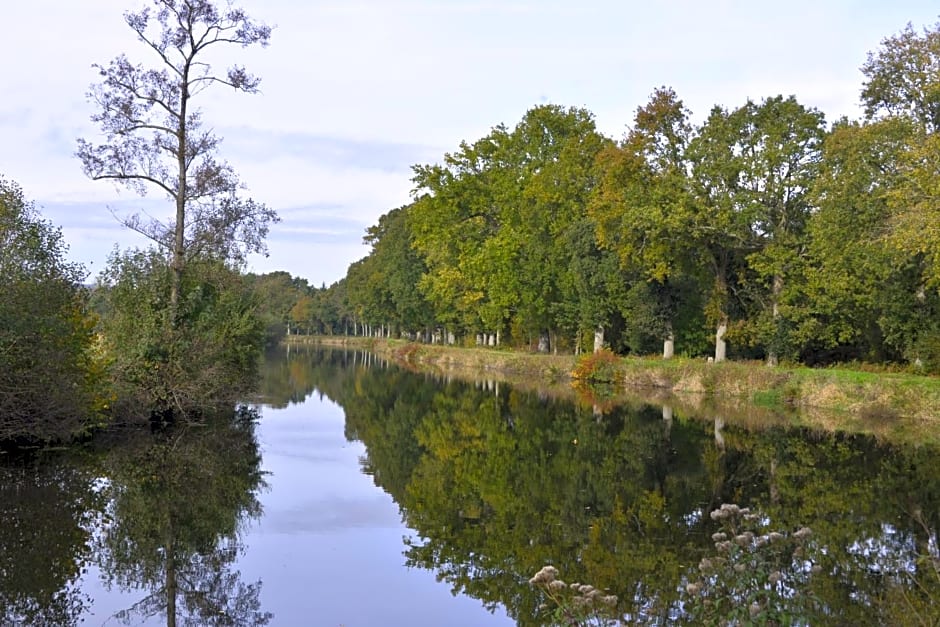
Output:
[[293, 22, 940, 370]]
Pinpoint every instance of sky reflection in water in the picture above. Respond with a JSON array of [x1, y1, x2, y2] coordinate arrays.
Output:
[[236, 399, 513, 626]]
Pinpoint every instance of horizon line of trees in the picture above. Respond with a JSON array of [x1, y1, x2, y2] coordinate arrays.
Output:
[[278, 20, 940, 371]]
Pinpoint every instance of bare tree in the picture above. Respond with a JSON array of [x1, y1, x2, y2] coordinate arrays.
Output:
[[77, 0, 278, 318]]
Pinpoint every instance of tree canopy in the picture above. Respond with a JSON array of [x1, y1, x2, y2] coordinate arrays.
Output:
[[302, 19, 940, 371]]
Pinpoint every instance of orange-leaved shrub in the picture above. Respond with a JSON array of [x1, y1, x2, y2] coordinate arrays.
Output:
[[571, 348, 623, 384]]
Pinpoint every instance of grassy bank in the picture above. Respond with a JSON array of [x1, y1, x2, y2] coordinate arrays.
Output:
[[286, 336, 940, 444], [286, 335, 578, 399]]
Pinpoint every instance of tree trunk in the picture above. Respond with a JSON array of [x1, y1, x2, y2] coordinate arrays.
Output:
[[537, 332, 550, 353], [593, 325, 604, 353], [166, 528, 177, 627], [713, 269, 729, 362], [769, 457, 779, 505], [714, 417, 725, 450], [169, 69, 191, 324], [766, 273, 783, 366], [714, 319, 727, 363], [663, 329, 675, 360]]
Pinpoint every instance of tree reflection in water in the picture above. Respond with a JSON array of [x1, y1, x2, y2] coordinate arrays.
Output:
[[95, 406, 271, 627], [269, 346, 940, 626], [0, 452, 101, 626]]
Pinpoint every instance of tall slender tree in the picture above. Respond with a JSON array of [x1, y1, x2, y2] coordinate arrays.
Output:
[[77, 0, 277, 319]]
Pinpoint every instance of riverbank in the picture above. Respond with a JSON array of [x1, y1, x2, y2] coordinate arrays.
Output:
[[285, 336, 940, 444]]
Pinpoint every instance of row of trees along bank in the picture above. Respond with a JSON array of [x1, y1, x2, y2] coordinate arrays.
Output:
[[287, 21, 940, 372], [1, 0, 275, 445]]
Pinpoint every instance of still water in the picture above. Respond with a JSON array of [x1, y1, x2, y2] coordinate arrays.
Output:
[[2, 346, 939, 625]]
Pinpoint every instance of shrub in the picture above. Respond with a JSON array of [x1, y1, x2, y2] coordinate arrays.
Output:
[[571, 349, 623, 384], [0, 177, 104, 443], [97, 249, 264, 422]]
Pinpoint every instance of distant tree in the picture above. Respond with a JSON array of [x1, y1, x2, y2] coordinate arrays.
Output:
[[410, 125, 514, 340], [728, 96, 826, 365], [505, 105, 610, 352], [554, 216, 626, 354], [0, 177, 102, 443], [801, 118, 917, 363], [246, 271, 309, 342], [289, 295, 315, 335], [410, 105, 608, 350], [363, 206, 434, 336], [76, 0, 278, 318]]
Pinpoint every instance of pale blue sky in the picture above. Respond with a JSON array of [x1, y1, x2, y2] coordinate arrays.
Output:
[[1, 0, 937, 286]]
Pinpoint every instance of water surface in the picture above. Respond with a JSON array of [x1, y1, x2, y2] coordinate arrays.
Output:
[[3, 346, 939, 625]]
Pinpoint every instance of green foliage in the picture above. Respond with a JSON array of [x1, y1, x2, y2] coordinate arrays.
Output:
[[245, 271, 310, 343], [97, 248, 264, 420], [797, 118, 915, 363], [588, 88, 699, 353], [909, 323, 940, 373], [619, 281, 676, 354], [0, 176, 103, 443], [887, 131, 940, 289], [408, 105, 610, 347], [345, 209, 435, 337], [861, 21, 940, 132]]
